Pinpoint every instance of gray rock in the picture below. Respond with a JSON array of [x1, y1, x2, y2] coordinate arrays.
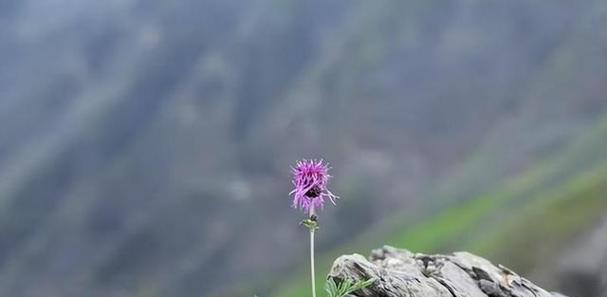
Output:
[[328, 246, 568, 297], [556, 215, 607, 297]]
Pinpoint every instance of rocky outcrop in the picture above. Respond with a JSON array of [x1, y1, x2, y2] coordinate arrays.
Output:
[[556, 215, 607, 297], [328, 246, 568, 297]]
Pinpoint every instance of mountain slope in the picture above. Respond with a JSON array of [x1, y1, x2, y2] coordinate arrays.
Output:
[[273, 115, 607, 297], [1, 1, 607, 297]]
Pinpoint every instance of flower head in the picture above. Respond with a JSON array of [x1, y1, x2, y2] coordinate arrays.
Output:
[[290, 159, 338, 216]]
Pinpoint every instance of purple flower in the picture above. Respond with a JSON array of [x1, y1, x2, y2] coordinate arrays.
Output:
[[290, 159, 338, 216]]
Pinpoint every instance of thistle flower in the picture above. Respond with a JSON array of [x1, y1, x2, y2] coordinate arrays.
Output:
[[290, 159, 338, 216]]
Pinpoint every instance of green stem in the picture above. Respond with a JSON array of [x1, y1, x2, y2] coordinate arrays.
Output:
[[310, 229, 316, 297]]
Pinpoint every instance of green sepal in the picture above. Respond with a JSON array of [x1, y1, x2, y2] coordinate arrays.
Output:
[[300, 218, 319, 231]]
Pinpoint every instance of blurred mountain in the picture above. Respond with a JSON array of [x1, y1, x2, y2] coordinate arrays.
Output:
[[0, 0, 607, 296]]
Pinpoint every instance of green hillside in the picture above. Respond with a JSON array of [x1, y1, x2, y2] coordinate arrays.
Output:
[[273, 116, 607, 297]]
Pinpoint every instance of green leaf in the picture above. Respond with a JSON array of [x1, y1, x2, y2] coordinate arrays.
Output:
[[324, 277, 375, 297]]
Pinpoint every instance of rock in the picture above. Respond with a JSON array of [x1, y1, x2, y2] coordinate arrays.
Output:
[[556, 215, 607, 297], [328, 246, 568, 297]]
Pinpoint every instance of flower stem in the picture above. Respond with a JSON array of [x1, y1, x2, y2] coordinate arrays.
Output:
[[310, 229, 316, 297]]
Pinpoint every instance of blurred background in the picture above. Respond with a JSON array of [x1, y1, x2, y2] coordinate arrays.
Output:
[[1, 0, 607, 296]]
